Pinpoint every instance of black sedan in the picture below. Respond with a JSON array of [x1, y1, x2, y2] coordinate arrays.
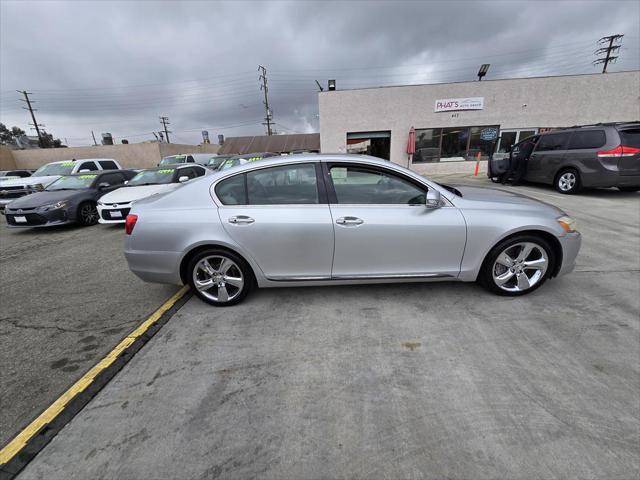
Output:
[[4, 170, 135, 228]]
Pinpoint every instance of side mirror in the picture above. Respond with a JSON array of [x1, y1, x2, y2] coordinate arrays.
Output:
[[98, 182, 110, 190], [178, 175, 189, 183], [425, 189, 442, 209]]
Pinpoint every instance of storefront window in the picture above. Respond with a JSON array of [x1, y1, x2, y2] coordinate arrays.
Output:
[[468, 126, 499, 161], [441, 127, 469, 161], [413, 128, 441, 163]]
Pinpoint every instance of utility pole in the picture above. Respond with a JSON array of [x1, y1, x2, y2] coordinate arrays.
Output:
[[91, 131, 98, 146], [17, 90, 44, 147], [315, 80, 324, 92], [593, 34, 624, 73], [159, 116, 171, 143], [258, 65, 273, 136]]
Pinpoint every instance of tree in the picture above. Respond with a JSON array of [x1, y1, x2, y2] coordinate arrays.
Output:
[[0, 123, 25, 145]]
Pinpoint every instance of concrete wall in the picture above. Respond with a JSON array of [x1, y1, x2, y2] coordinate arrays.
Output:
[[0, 146, 17, 170], [320, 71, 640, 170], [11, 142, 219, 170]]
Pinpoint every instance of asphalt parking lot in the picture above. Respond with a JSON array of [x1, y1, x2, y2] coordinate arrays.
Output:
[[3, 175, 639, 479]]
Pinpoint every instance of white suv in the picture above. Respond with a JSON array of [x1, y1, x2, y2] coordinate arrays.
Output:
[[0, 158, 121, 211]]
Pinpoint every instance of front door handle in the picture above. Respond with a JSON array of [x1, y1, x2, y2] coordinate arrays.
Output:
[[228, 215, 254, 225], [336, 216, 364, 226]]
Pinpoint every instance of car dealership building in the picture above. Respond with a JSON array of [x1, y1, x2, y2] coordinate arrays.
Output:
[[318, 70, 640, 173]]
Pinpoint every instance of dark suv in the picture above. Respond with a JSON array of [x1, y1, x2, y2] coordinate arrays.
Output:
[[492, 123, 640, 194]]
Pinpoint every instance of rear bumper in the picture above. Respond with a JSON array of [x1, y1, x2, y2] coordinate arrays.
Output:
[[557, 231, 582, 277], [582, 172, 640, 188], [124, 249, 183, 285]]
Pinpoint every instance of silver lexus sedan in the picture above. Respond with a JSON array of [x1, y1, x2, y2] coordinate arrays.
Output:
[[124, 154, 581, 306]]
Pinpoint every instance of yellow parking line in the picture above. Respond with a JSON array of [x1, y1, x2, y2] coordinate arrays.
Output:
[[0, 285, 190, 465]]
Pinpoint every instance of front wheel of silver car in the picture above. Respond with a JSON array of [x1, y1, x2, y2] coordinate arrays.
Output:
[[187, 249, 253, 306], [479, 235, 555, 296]]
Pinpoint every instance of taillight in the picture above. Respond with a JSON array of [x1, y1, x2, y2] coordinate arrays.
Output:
[[597, 145, 640, 157], [125, 214, 138, 235]]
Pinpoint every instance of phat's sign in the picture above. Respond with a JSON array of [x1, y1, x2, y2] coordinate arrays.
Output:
[[434, 97, 484, 112]]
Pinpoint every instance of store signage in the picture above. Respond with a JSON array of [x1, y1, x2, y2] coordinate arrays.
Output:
[[480, 127, 498, 141], [434, 97, 484, 112]]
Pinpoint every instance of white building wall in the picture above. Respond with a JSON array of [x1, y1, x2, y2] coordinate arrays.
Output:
[[319, 71, 640, 171]]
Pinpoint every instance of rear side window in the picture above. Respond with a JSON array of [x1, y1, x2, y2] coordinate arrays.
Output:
[[568, 130, 606, 150], [619, 128, 640, 148], [187, 155, 195, 163], [193, 166, 206, 177], [536, 133, 570, 152], [78, 161, 98, 171], [99, 173, 125, 186], [216, 175, 246, 205], [246, 164, 318, 205], [98, 160, 118, 170]]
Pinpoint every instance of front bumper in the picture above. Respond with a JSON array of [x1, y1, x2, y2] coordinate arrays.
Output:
[[98, 204, 131, 224], [556, 231, 582, 277], [4, 207, 72, 228]]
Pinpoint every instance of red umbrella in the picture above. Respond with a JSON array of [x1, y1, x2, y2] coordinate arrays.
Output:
[[406, 126, 415, 166]]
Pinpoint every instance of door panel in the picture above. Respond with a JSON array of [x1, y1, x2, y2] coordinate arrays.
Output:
[[330, 205, 466, 278], [219, 206, 334, 279], [527, 133, 570, 182]]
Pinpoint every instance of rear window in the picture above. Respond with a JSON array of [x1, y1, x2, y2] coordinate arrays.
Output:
[[619, 128, 640, 148], [568, 130, 606, 150], [536, 133, 570, 152]]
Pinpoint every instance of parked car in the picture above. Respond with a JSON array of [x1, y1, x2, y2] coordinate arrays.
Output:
[[206, 155, 235, 170], [124, 154, 581, 306], [0, 158, 121, 211], [98, 164, 209, 224], [158, 153, 217, 166], [489, 123, 640, 193], [4, 170, 135, 227], [215, 152, 279, 171], [0, 170, 33, 181]]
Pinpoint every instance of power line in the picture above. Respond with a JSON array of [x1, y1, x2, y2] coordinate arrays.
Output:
[[593, 34, 624, 73], [259, 65, 274, 136]]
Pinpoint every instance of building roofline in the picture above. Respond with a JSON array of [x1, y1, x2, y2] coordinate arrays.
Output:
[[319, 69, 640, 94]]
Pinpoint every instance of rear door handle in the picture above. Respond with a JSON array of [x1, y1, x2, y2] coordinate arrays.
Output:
[[228, 215, 254, 225], [336, 216, 364, 226]]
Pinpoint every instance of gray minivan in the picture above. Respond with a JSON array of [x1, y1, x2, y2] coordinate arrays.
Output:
[[491, 123, 640, 193]]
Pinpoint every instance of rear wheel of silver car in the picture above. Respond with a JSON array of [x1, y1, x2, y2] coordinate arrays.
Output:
[[77, 201, 99, 226], [187, 249, 253, 306], [554, 168, 582, 194], [480, 235, 555, 296]]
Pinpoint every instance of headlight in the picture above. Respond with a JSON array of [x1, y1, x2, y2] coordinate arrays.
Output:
[[40, 201, 67, 211], [30, 184, 44, 192], [557, 215, 577, 233]]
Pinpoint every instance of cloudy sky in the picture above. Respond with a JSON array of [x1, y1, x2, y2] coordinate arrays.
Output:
[[1, 0, 638, 146]]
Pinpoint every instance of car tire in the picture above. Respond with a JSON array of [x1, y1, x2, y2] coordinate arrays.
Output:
[[77, 201, 99, 226], [554, 168, 582, 194], [479, 234, 555, 296], [187, 248, 253, 307], [618, 186, 639, 192]]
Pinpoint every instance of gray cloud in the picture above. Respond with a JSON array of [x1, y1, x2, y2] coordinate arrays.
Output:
[[1, 0, 638, 146]]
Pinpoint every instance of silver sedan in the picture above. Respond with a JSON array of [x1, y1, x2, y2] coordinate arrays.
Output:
[[124, 155, 581, 306]]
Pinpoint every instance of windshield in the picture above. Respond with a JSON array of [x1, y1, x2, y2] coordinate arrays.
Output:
[[218, 158, 241, 171], [159, 155, 186, 166], [33, 162, 75, 177], [208, 157, 231, 168], [128, 169, 175, 186], [46, 174, 97, 191]]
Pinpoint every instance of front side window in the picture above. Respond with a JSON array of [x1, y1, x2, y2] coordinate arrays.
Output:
[[536, 133, 569, 152], [330, 166, 425, 205], [568, 130, 606, 150], [247, 164, 318, 205], [78, 161, 98, 171], [46, 174, 97, 191]]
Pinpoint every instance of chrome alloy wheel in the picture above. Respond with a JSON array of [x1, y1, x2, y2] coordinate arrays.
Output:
[[558, 172, 576, 192], [492, 242, 548, 293], [192, 255, 244, 303], [80, 203, 98, 224]]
